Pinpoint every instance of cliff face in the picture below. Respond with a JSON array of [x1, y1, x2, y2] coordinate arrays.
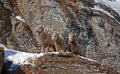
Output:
[[0, 0, 120, 73]]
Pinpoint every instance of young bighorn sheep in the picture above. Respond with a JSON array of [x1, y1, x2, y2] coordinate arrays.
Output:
[[68, 32, 85, 56], [52, 31, 68, 52], [37, 25, 55, 52]]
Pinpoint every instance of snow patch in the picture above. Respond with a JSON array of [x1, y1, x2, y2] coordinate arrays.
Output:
[[92, 6, 120, 24], [49, 52, 59, 54], [93, 6, 114, 18], [15, 16, 26, 23], [95, 0, 120, 15], [0, 44, 60, 66], [79, 56, 97, 62], [0, 44, 44, 65]]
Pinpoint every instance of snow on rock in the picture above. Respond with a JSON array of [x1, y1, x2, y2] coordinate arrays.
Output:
[[15, 15, 26, 23], [49, 52, 60, 54], [79, 56, 97, 62], [0, 44, 61, 66], [92, 6, 120, 24], [0, 44, 61, 72], [0, 44, 44, 65], [95, 0, 120, 15], [93, 6, 114, 18]]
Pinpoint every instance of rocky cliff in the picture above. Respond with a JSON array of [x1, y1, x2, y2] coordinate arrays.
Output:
[[0, 0, 120, 74]]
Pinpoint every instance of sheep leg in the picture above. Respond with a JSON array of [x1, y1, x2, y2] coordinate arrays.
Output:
[[46, 47, 50, 52], [63, 48, 66, 52], [50, 47, 55, 52], [41, 46, 45, 53], [35, 49, 37, 53], [54, 43, 58, 52], [60, 48, 64, 52], [55, 47, 59, 52]]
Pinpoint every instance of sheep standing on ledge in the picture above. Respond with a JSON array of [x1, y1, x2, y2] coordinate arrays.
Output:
[[37, 25, 55, 52], [68, 32, 85, 56], [52, 31, 68, 52]]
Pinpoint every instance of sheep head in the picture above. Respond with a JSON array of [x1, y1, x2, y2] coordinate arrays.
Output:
[[37, 25, 44, 34], [68, 32, 75, 43], [52, 31, 59, 41]]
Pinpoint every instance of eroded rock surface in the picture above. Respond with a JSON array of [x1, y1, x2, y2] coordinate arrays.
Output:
[[3, 52, 120, 74]]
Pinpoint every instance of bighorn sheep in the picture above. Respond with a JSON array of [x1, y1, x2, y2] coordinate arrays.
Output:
[[68, 32, 85, 56], [52, 31, 68, 52], [37, 25, 55, 52]]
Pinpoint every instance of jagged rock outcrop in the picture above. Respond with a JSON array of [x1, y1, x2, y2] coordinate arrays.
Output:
[[3, 52, 120, 74], [0, 1, 12, 45], [0, 0, 120, 73]]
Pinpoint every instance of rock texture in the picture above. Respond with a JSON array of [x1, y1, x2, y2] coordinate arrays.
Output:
[[0, 47, 4, 74], [0, 1, 12, 45], [0, 0, 120, 73], [2, 52, 120, 74]]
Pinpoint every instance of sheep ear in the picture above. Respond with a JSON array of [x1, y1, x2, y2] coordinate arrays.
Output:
[[53, 31, 57, 33], [53, 31, 58, 35], [69, 32, 73, 36], [39, 25, 44, 29], [38, 25, 42, 28]]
